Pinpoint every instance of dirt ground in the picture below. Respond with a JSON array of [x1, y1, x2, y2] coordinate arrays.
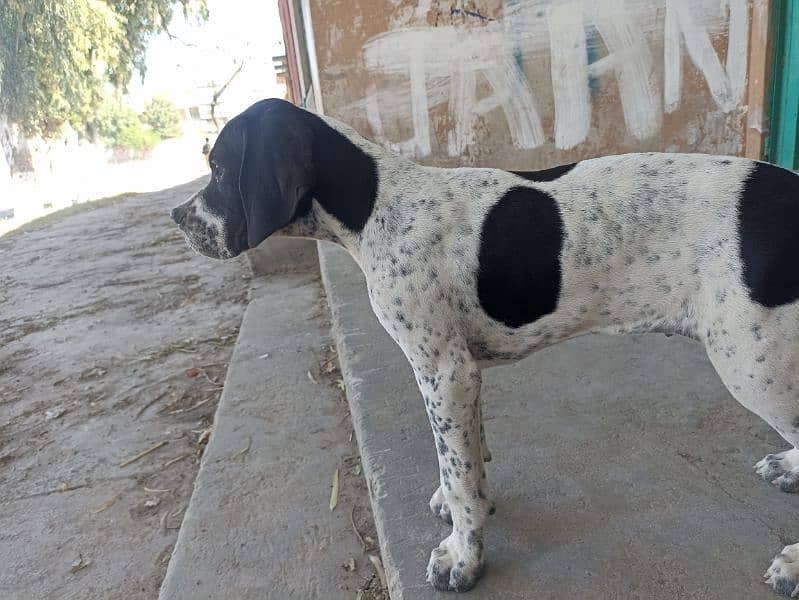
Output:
[[0, 179, 249, 599], [0, 178, 387, 600]]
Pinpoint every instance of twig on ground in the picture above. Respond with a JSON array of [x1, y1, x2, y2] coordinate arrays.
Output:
[[135, 390, 170, 419], [58, 482, 89, 493], [197, 367, 222, 388], [52, 375, 71, 386], [91, 494, 120, 514], [369, 554, 387, 590], [35, 439, 54, 452], [232, 435, 251, 460], [168, 397, 210, 415], [162, 453, 189, 468], [329, 468, 340, 511], [119, 440, 168, 468], [198, 361, 227, 369], [166, 506, 185, 529], [160, 511, 169, 533], [351, 505, 367, 551]]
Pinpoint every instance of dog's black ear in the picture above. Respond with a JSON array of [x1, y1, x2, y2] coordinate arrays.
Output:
[[238, 103, 315, 248]]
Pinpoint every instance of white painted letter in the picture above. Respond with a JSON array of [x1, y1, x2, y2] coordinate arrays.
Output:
[[664, 0, 749, 113], [593, 0, 661, 141], [547, 1, 591, 150]]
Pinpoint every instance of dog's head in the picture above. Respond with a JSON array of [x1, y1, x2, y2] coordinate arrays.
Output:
[[171, 98, 316, 259]]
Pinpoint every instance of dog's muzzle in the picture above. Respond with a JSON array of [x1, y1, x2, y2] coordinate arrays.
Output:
[[170, 196, 235, 260]]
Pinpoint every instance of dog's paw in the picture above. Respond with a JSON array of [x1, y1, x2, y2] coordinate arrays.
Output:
[[765, 544, 799, 597], [429, 486, 453, 524], [756, 448, 799, 492], [426, 534, 484, 592]]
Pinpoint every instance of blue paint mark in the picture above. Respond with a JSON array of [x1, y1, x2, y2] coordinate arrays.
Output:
[[504, 0, 525, 73], [450, 7, 493, 21], [586, 25, 602, 97]]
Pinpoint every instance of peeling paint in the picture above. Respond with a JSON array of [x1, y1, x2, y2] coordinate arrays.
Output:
[[313, 0, 752, 164]]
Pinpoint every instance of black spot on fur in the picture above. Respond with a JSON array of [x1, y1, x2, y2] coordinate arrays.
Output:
[[738, 162, 799, 307], [477, 188, 563, 328], [509, 162, 577, 182]]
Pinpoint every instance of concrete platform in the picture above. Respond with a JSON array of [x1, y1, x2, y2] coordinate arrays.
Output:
[[158, 254, 374, 599], [319, 242, 798, 599]]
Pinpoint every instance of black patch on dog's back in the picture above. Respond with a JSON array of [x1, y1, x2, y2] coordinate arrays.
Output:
[[509, 163, 577, 182], [477, 187, 564, 327], [738, 162, 799, 307]]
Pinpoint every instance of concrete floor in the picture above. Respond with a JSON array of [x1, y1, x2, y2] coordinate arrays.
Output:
[[159, 254, 385, 600], [320, 243, 797, 600]]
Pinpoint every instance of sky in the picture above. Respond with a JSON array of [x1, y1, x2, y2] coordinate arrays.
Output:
[[128, 0, 286, 118]]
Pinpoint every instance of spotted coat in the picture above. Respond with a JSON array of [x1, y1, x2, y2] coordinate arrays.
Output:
[[172, 99, 799, 596]]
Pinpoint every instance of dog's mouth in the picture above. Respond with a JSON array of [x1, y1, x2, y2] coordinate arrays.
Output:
[[177, 224, 228, 259]]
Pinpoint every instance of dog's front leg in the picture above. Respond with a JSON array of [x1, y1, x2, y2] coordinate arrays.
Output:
[[430, 391, 494, 525], [412, 346, 490, 592]]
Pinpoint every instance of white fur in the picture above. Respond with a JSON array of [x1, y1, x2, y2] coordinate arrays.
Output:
[[274, 115, 799, 594], [767, 544, 799, 597], [239, 112, 799, 595]]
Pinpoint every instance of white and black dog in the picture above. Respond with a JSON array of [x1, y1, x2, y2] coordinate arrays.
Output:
[[172, 98, 799, 595]]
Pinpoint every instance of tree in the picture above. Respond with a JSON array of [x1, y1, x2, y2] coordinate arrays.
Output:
[[209, 60, 244, 132], [142, 96, 182, 139], [0, 0, 207, 137], [95, 97, 158, 151]]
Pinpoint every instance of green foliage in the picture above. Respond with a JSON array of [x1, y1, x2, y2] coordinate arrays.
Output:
[[95, 99, 137, 143], [116, 121, 159, 151], [0, 0, 207, 137], [142, 96, 182, 139], [95, 98, 158, 151]]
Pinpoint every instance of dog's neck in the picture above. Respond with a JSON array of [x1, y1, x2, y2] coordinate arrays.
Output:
[[279, 115, 421, 261]]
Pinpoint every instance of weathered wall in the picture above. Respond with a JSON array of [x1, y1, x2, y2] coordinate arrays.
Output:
[[308, 0, 760, 169]]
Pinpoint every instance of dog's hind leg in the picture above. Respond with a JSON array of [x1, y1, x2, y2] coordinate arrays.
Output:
[[703, 304, 799, 596], [765, 544, 799, 597], [703, 304, 799, 490]]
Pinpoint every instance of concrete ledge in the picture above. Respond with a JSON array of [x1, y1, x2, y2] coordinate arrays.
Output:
[[246, 237, 318, 276], [318, 241, 798, 599], [159, 260, 367, 600]]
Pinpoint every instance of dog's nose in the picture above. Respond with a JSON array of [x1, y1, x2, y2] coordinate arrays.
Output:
[[171, 202, 189, 224]]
